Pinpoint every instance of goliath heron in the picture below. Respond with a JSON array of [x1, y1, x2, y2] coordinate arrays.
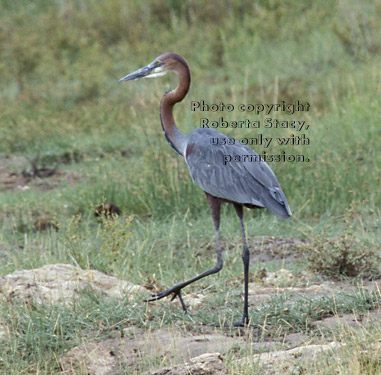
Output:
[[119, 52, 292, 326]]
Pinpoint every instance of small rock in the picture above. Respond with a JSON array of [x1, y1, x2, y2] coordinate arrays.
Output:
[[184, 293, 206, 308], [236, 342, 340, 373], [144, 352, 227, 375], [94, 203, 121, 218], [0, 321, 10, 341], [284, 332, 310, 346], [257, 268, 267, 280], [313, 310, 381, 331], [33, 216, 57, 231], [264, 269, 295, 287]]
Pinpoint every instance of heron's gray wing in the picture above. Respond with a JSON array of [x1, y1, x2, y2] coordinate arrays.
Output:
[[185, 140, 291, 218]]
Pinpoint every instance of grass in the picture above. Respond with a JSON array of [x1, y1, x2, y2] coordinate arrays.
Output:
[[230, 322, 381, 375], [1, 0, 381, 373]]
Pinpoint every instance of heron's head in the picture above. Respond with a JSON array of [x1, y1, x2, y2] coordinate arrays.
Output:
[[119, 53, 188, 82]]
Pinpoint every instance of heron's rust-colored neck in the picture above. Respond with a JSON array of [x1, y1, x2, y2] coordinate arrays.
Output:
[[160, 54, 190, 156]]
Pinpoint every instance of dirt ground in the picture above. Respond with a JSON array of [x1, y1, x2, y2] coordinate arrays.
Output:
[[0, 155, 80, 191], [1, 261, 380, 375]]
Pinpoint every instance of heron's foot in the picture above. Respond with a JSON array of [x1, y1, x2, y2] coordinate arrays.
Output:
[[215, 319, 256, 329], [233, 315, 252, 327], [145, 286, 187, 312]]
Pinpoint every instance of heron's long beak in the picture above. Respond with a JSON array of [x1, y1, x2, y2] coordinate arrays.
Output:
[[119, 60, 166, 82]]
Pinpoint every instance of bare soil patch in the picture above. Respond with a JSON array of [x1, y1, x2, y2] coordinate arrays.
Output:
[[248, 236, 307, 263], [0, 156, 80, 191], [59, 327, 245, 375], [313, 310, 381, 331], [202, 236, 307, 263]]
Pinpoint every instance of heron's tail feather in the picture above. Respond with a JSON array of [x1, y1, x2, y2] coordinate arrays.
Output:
[[264, 187, 292, 219]]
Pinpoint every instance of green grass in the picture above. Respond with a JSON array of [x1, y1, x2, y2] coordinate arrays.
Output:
[[1, 0, 381, 373]]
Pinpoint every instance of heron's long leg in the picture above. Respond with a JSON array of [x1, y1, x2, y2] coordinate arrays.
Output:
[[234, 204, 250, 326], [146, 193, 223, 310]]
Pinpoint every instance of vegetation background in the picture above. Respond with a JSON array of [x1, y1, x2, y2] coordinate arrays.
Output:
[[0, 0, 380, 373]]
